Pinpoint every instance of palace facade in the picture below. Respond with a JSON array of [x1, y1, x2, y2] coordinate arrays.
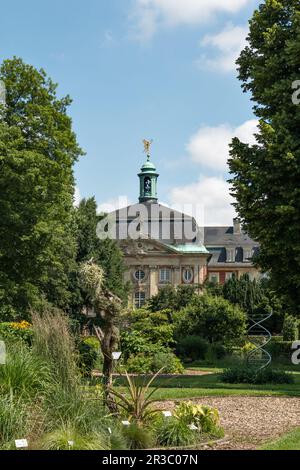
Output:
[[107, 153, 260, 308]]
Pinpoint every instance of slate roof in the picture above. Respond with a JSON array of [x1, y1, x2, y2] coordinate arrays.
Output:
[[204, 226, 259, 267], [204, 226, 257, 246], [111, 201, 201, 245]]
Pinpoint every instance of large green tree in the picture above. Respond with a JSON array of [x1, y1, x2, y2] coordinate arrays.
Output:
[[68, 197, 129, 318], [0, 57, 83, 319], [228, 0, 300, 313]]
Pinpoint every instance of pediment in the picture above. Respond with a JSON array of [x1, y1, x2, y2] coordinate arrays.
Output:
[[119, 238, 174, 256]]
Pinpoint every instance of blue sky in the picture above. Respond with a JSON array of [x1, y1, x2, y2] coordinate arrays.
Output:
[[0, 0, 261, 225]]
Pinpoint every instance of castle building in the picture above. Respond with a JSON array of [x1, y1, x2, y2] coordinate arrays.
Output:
[[106, 149, 260, 308]]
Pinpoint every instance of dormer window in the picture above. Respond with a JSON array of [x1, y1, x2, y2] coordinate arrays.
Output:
[[226, 248, 236, 263], [244, 247, 253, 262]]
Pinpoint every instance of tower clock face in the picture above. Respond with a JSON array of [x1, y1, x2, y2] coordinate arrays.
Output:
[[144, 177, 151, 193]]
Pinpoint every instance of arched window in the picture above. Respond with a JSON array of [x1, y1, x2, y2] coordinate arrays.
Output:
[[183, 268, 194, 284], [144, 177, 151, 194]]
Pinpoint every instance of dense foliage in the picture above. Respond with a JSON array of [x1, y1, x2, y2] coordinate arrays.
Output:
[[0, 58, 83, 319], [221, 367, 294, 385], [174, 294, 247, 349], [228, 0, 300, 313]]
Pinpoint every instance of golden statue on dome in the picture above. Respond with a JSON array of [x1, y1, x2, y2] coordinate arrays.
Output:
[[143, 139, 153, 158]]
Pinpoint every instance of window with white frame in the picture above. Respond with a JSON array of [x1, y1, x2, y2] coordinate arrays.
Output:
[[226, 247, 236, 263], [243, 247, 253, 262], [225, 272, 234, 281], [182, 268, 194, 284], [209, 273, 219, 284], [159, 268, 171, 283], [135, 291, 146, 308]]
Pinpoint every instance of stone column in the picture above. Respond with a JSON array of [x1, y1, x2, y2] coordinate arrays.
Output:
[[193, 264, 200, 285], [173, 267, 181, 287], [149, 266, 158, 297]]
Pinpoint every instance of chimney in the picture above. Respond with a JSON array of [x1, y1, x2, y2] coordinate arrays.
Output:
[[233, 217, 241, 235]]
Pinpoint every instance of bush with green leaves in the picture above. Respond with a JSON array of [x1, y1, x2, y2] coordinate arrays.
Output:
[[122, 423, 155, 450], [40, 423, 108, 451], [176, 336, 209, 362], [122, 308, 175, 351], [204, 343, 227, 363], [174, 294, 247, 349], [266, 338, 294, 361], [174, 402, 223, 436], [0, 321, 33, 345], [155, 416, 198, 448], [124, 351, 183, 374], [78, 337, 99, 376], [0, 342, 51, 398], [282, 315, 299, 342], [148, 285, 198, 312], [155, 402, 223, 448], [221, 367, 294, 385]]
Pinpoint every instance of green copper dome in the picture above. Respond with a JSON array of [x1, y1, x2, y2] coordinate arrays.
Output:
[[140, 159, 157, 172]]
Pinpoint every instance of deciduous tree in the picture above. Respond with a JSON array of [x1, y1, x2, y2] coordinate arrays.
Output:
[[228, 0, 300, 313]]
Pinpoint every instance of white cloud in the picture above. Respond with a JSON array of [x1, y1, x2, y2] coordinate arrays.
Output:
[[131, 0, 253, 40], [198, 24, 248, 72], [74, 186, 81, 207], [169, 176, 236, 226], [186, 119, 258, 172]]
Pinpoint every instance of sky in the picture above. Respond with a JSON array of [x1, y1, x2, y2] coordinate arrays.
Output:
[[0, 0, 261, 225]]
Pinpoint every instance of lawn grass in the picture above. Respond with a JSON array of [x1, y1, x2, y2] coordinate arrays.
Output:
[[261, 428, 300, 450], [107, 370, 300, 400]]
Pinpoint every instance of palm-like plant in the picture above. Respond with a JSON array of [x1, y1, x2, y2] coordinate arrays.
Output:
[[109, 368, 164, 425]]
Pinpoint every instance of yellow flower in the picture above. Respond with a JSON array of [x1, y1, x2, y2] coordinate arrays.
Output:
[[10, 320, 31, 330]]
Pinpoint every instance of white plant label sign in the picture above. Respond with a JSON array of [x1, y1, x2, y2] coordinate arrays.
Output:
[[0, 341, 6, 365], [122, 421, 130, 426], [162, 411, 172, 418], [112, 352, 122, 361], [15, 439, 28, 449]]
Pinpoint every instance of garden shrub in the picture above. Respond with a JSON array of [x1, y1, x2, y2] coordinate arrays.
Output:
[[124, 350, 183, 374], [221, 367, 294, 385], [174, 402, 223, 436], [148, 285, 198, 312], [206, 342, 227, 361], [155, 402, 223, 447], [151, 351, 184, 374], [174, 294, 247, 349], [282, 315, 299, 341], [0, 343, 51, 397], [78, 337, 99, 376], [155, 416, 197, 447], [40, 423, 109, 450], [0, 321, 33, 345], [122, 309, 175, 349], [124, 354, 153, 374], [122, 423, 155, 450], [266, 338, 294, 361], [176, 336, 209, 362], [121, 330, 158, 360]]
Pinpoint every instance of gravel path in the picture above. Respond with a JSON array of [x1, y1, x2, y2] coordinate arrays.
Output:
[[158, 396, 300, 450]]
